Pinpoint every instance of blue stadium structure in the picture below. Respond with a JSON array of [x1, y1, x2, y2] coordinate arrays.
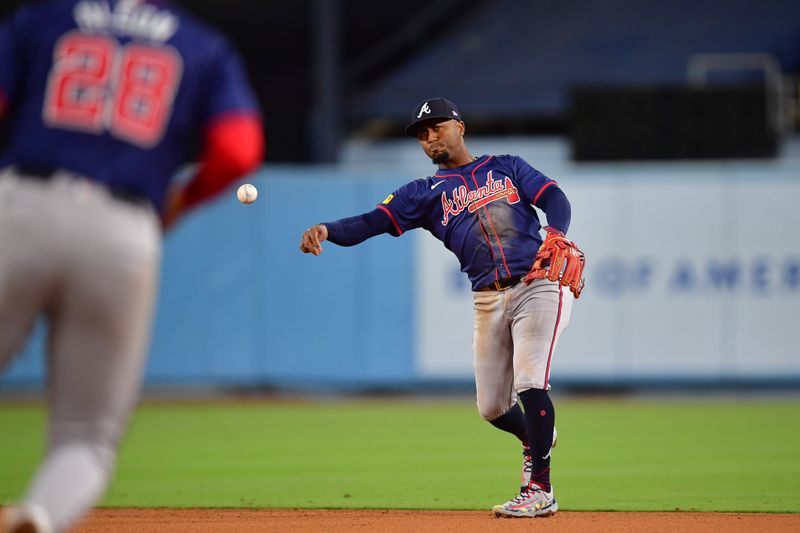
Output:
[[351, 0, 800, 122]]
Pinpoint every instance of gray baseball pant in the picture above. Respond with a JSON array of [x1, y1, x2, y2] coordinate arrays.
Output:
[[0, 170, 160, 532], [472, 278, 573, 420]]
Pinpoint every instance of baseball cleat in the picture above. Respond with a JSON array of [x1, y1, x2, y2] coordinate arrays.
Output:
[[520, 427, 557, 488], [492, 482, 558, 518], [2, 505, 52, 533]]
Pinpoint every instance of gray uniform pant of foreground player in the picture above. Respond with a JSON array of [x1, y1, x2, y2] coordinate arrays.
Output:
[[473, 279, 573, 420], [0, 169, 161, 533]]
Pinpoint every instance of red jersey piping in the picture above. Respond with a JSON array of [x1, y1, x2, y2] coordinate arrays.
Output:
[[544, 286, 564, 388], [533, 181, 557, 206], [376, 204, 403, 235]]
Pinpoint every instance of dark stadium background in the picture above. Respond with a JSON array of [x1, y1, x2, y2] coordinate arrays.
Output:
[[3, 0, 795, 163]]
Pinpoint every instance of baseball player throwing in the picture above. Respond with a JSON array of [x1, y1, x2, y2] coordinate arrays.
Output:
[[300, 97, 584, 518], [0, 1, 263, 532]]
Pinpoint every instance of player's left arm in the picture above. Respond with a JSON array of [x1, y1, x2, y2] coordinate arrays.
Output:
[[511, 156, 585, 297], [534, 186, 571, 236]]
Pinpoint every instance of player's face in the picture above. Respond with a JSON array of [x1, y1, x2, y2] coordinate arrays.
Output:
[[416, 119, 465, 165]]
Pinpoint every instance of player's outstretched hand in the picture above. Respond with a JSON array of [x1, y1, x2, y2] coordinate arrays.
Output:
[[299, 224, 329, 255], [523, 227, 585, 298]]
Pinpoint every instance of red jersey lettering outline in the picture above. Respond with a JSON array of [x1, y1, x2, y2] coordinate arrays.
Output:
[[440, 171, 520, 226]]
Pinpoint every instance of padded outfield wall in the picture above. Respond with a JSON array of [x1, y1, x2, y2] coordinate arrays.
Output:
[[2, 138, 799, 389]]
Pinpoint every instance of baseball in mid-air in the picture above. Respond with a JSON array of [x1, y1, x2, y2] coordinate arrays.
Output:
[[237, 183, 258, 204]]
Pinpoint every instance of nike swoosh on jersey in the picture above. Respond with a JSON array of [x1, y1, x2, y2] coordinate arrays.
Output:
[[431, 180, 447, 190]]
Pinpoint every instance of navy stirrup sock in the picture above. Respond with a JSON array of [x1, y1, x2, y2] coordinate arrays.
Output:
[[489, 403, 528, 446], [519, 388, 555, 491]]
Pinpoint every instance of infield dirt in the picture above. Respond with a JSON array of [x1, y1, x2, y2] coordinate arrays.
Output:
[[65, 508, 800, 532]]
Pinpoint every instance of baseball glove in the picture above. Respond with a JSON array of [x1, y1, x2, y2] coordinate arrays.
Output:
[[522, 227, 585, 298]]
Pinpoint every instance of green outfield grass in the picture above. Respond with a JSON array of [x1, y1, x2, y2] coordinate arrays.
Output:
[[0, 397, 798, 512]]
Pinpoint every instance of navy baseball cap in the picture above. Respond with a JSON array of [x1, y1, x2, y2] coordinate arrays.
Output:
[[404, 97, 462, 137]]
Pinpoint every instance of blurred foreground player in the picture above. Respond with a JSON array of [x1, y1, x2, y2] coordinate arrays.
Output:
[[0, 1, 263, 531], [300, 98, 584, 518]]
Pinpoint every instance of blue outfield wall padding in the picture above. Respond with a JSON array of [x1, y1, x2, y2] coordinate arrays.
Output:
[[247, 168, 415, 385]]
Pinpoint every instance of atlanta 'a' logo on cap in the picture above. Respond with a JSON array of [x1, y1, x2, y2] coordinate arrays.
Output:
[[417, 102, 431, 119]]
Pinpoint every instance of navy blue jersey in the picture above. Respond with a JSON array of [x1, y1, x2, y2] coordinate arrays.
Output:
[[378, 155, 559, 290], [0, 0, 260, 209]]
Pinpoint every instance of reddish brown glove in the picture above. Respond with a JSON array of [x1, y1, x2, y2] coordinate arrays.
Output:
[[523, 227, 586, 298]]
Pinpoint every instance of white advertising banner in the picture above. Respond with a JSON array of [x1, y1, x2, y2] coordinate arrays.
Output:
[[414, 169, 800, 382]]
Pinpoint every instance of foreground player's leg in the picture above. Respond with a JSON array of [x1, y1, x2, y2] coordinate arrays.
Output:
[[10, 192, 161, 533], [0, 178, 54, 376]]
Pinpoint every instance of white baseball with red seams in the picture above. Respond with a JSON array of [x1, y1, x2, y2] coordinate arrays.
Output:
[[237, 183, 258, 204]]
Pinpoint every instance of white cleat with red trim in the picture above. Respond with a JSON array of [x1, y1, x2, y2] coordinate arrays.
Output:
[[492, 481, 558, 518]]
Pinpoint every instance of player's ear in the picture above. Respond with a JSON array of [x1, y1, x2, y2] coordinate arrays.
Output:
[[459, 120, 465, 136]]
